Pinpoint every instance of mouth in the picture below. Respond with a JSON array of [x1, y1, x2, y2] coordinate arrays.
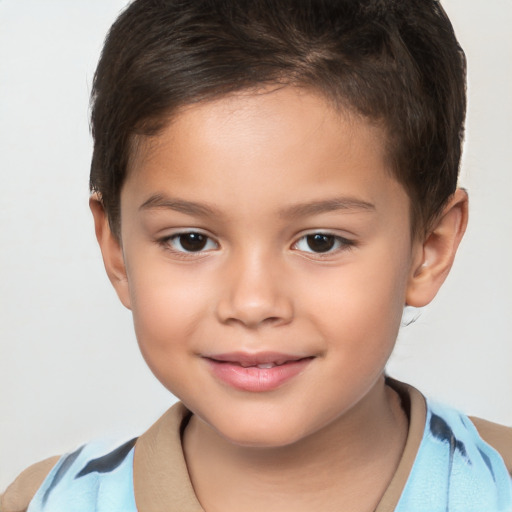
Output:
[[203, 352, 314, 392]]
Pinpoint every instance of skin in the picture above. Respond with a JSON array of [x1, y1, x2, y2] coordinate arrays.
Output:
[[91, 86, 468, 511]]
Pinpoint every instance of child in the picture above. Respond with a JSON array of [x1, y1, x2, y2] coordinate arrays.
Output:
[[2, 0, 511, 511]]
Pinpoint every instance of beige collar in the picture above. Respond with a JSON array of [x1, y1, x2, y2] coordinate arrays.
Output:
[[374, 379, 427, 512], [133, 380, 427, 512]]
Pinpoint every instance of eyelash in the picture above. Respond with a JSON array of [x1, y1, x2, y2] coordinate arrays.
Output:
[[157, 231, 356, 257], [159, 232, 218, 257], [293, 233, 356, 256]]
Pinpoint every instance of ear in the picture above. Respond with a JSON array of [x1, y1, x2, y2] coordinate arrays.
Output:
[[406, 188, 468, 307], [89, 195, 132, 309]]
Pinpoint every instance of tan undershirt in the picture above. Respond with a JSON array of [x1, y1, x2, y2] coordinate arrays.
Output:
[[2, 380, 511, 512]]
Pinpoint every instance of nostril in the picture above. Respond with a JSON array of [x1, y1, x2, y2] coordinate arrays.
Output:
[[223, 314, 286, 329], [263, 316, 284, 325], [215, 274, 294, 328], [216, 301, 294, 328]]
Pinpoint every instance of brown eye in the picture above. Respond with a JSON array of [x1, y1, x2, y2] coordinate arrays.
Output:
[[168, 232, 217, 253], [306, 234, 336, 253], [179, 233, 207, 251], [293, 233, 354, 255]]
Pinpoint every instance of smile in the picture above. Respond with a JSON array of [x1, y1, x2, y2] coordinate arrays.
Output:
[[203, 352, 314, 392]]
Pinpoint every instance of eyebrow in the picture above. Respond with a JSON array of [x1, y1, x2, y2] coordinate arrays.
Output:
[[279, 197, 375, 218], [139, 194, 375, 218], [139, 194, 220, 217]]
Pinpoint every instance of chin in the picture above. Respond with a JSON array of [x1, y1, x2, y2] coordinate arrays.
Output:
[[212, 415, 312, 449], [223, 431, 302, 449]]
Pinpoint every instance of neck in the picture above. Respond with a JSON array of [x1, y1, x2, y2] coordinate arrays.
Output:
[[182, 376, 408, 512]]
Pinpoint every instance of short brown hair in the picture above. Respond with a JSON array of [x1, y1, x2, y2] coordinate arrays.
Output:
[[90, 0, 466, 238]]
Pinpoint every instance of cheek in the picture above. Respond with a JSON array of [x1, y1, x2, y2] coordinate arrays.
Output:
[[358, 252, 409, 329], [300, 247, 410, 350], [128, 282, 209, 394], [126, 260, 212, 362]]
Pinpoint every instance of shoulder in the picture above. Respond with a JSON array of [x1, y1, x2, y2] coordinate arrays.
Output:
[[469, 416, 512, 475], [1, 457, 60, 512], [422, 397, 512, 484], [0, 403, 189, 512], [391, 390, 512, 511], [389, 378, 512, 476], [1, 438, 138, 512]]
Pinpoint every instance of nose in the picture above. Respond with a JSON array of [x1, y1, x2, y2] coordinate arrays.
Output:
[[215, 250, 294, 329]]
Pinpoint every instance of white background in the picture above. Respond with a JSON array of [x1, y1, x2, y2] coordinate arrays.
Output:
[[1, 0, 511, 490]]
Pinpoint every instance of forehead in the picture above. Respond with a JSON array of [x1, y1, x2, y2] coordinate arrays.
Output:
[[128, 86, 388, 170], [123, 86, 408, 227]]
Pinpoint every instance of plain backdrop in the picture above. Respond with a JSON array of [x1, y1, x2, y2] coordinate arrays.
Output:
[[1, 0, 511, 490]]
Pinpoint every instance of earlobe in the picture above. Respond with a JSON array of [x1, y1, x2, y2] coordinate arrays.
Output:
[[89, 195, 132, 310], [406, 188, 468, 307]]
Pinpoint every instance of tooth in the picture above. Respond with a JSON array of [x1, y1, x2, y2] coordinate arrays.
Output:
[[257, 363, 275, 369]]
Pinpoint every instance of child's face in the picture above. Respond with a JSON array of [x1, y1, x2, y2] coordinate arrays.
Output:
[[113, 87, 421, 447]]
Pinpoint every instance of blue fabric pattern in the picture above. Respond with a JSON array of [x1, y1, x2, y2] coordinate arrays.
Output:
[[27, 438, 137, 512], [395, 400, 512, 512]]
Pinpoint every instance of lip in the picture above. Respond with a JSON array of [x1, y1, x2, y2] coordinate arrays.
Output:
[[203, 352, 314, 392]]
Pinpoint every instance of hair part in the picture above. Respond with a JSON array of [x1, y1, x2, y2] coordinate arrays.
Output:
[[90, 0, 466, 239]]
